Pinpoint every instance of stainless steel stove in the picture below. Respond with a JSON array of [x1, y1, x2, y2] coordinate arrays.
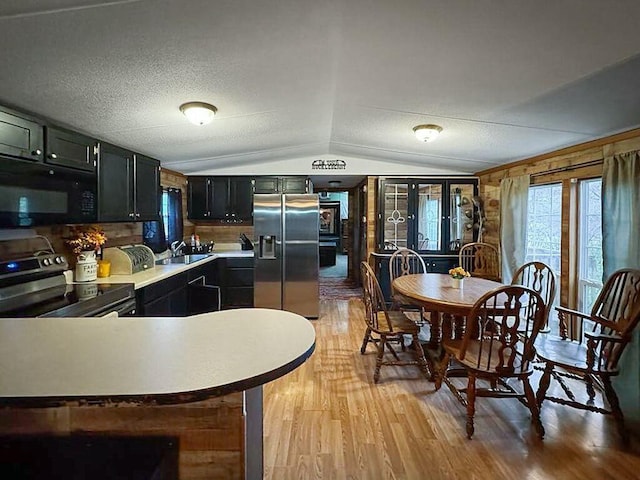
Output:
[[0, 236, 136, 318]]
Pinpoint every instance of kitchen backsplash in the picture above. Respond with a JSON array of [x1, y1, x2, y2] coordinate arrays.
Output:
[[33, 223, 143, 266], [193, 224, 254, 245]]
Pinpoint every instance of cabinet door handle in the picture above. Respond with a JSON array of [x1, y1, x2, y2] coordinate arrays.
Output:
[[129, 213, 135, 218], [32, 149, 42, 156], [49, 153, 57, 159], [135, 213, 141, 218]]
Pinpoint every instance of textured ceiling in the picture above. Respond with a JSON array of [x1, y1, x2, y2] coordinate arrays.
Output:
[[1, 0, 640, 184]]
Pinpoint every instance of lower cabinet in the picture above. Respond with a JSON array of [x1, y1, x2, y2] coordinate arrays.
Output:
[[135, 257, 254, 316], [219, 257, 254, 309], [136, 272, 189, 316], [373, 254, 457, 303]]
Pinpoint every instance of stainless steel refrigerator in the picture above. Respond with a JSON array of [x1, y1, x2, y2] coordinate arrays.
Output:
[[254, 194, 319, 318]]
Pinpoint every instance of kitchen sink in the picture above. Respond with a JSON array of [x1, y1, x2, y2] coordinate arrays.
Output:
[[155, 254, 212, 265]]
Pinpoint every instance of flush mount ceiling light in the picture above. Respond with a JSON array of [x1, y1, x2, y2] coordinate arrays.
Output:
[[328, 180, 342, 188], [179, 102, 217, 126], [413, 124, 443, 142]]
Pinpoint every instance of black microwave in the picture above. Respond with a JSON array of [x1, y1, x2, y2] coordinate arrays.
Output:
[[0, 158, 97, 227]]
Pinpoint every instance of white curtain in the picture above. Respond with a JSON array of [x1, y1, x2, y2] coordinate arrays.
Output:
[[603, 151, 640, 427], [500, 174, 530, 283]]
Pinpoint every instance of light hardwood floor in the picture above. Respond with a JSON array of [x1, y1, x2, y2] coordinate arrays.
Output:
[[263, 299, 640, 479]]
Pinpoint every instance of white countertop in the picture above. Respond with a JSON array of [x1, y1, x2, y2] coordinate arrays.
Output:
[[94, 250, 254, 290], [0, 308, 314, 405]]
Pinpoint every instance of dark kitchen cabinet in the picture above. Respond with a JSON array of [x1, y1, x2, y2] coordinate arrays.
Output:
[[218, 256, 254, 309], [187, 176, 210, 219], [44, 126, 97, 172], [254, 176, 310, 194], [0, 107, 44, 162], [98, 143, 160, 222], [134, 154, 162, 221], [378, 178, 478, 254], [136, 271, 189, 317], [187, 176, 254, 223], [187, 259, 221, 314], [136, 260, 222, 317]]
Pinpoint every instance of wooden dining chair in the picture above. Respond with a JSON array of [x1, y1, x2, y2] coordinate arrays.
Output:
[[436, 285, 546, 439], [458, 242, 501, 282], [389, 248, 428, 326], [360, 261, 431, 383], [535, 268, 640, 443], [511, 261, 557, 331]]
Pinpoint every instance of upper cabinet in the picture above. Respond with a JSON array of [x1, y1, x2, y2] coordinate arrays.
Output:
[[44, 126, 97, 172], [0, 107, 44, 162], [134, 154, 162, 221], [187, 176, 254, 223], [97, 143, 160, 222], [378, 178, 478, 254], [254, 176, 310, 194]]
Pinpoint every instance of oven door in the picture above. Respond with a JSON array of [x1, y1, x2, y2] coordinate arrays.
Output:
[[0, 158, 97, 227], [98, 298, 137, 317]]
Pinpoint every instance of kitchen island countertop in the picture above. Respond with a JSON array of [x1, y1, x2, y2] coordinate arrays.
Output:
[[0, 307, 313, 407]]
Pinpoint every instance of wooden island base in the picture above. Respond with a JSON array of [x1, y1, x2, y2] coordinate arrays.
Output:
[[0, 309, 315, 479], [0, 392, 245, 479]]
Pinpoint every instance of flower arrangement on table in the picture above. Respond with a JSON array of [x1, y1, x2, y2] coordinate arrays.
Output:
[[449, 266, 471, 280], [65, 225, 107, 255]]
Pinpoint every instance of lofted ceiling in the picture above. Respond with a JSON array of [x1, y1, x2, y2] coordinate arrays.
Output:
[[1, 0, 640, 188]]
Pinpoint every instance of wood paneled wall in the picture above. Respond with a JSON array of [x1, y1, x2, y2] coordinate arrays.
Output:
[[365, 176, 378, 265], [0, 393, 245, 480], [476, 127, 640, 307], [193, 224, 253, 245], [34, 223, 142, 267]]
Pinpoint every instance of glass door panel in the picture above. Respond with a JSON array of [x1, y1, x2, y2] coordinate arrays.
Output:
[[416, 183, 442, 251], [449, 183, 476, 251], [382, 183, 409, 250]]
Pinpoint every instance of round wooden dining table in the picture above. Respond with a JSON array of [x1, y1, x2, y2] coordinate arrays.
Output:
[[392, 273, 503, 344]]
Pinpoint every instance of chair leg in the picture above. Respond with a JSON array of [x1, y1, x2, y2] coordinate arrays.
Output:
[[434, 352, 450, 391], [522, 377, 545, 439], [602, 376, 629, 444], [585, 373, 596, 406], [536, 362, 553, 409], [466, 373, 477, 439], [411, 333, 431, 380], [360, 327, 371, 354], [374, 335, 385, 383]]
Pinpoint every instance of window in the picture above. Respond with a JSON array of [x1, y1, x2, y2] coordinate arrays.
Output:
[[578, 178, 603, 312], [525, 183, 562, 274], [161, 190, 170, 240], [143, 187, 183, 252]]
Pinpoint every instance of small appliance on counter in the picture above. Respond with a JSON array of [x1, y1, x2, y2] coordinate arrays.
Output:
[[102, 245, 155, 275]]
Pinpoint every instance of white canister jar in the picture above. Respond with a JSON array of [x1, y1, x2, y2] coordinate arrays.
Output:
[[75, 250, 98, 282]]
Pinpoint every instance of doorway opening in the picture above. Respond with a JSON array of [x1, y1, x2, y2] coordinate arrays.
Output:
[[319, 192, 348, 280]]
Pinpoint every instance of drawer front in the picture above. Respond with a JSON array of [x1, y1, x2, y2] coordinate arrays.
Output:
[[424, 257, 457, 274], [226, 268, 253, 287], [224, 257, 254, 268], [137, 272, 187, 305], [223, 287, 254, 308]]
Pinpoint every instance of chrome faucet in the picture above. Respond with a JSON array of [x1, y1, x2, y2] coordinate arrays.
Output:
[[170, 240, 186, 256]]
